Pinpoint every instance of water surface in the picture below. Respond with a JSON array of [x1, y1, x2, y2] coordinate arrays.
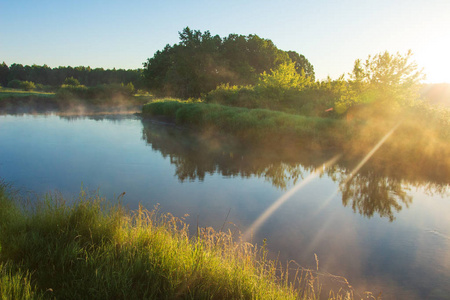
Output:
[[0, 114, 449, 299]]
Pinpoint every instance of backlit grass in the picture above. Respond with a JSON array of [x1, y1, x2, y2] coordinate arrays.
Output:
[[0, 88, 55, 100], [0, 182, 355, 299]]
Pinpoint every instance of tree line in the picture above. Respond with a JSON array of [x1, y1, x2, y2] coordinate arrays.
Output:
[[2, 27, 435, 117], [0, 62, 143, 90]]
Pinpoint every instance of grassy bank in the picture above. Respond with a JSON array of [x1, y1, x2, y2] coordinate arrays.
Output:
[[0, 87, 152, 114], [142, 100, 346, 148], [0, 182, 355, 300], [0, 88, 55, 100], [142, 100, 450, 171]]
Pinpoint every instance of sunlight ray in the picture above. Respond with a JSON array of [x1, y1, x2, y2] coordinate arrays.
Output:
[[310, 122, 402, 218], [243, 122, 401, 244], [242, 154, 342, 242], [344, 122, 401, 185]]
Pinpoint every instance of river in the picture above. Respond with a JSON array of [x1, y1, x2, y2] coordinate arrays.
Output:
[[0, 113, 449, 299]]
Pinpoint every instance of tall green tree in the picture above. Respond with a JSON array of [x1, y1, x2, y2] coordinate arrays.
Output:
[[335, 50, 425, 114], [287, 51, 315, 81], [7, 63, 27, 82], [143, 27, 314, 98], [0, 62, 9, 86]]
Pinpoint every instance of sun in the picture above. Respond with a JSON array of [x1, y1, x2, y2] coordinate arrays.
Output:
[[415, 43, 450, 84]]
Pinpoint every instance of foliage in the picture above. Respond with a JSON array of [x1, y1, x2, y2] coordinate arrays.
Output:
[[7, 79, 22, 89], [6, 80, 36, 91], [19, 81, 36, 91], [258, 61, 311, 91], [335, 50, 425, 114], [204, 75, 343, 117], [1, 63, 143, 89], [287, 51, 315, 81], [0, 62, 9, 86], [143, 27, 314, 99], [63, 76, 81, 86]]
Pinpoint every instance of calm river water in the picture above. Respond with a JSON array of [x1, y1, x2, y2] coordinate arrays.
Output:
[[0, 113, 449, 299]]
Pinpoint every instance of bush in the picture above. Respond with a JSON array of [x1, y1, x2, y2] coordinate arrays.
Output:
[[204, 81, 340, 117], [63, 76, 81, 86], [7, 80, 21, 89], [35, 84, 54, 92], [6, 80, 36, 91], [20, 81, 36, 91]]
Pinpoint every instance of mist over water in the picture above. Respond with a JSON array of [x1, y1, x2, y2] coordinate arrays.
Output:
[[0, 113, 449, 299]]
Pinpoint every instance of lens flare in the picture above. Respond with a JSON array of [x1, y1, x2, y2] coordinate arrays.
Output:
[[344, 122, 401, 184], [242, 154, 342, 242], [242, 122, 401, 243]]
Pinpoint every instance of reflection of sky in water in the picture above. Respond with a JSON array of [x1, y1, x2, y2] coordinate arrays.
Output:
[[0, 114, 449, 299]]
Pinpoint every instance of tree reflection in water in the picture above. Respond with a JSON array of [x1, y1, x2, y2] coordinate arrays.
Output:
[[141, 119, 449, 221], [340, 171, 412, 221]]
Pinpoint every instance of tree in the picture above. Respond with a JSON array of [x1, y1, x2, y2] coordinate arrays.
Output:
[[0, 62, 9, 86], [7, 63, 26, 82], [63, 76, 81, 86], [287, 51, 315, 81], [143, 27, 314, 99], [335, 50, 425, 114], [7, 79, 22, 89], [258, 61, 311, 90], [20, 80, 36, 91]]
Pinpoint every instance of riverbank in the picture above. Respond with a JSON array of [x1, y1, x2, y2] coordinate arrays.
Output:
[[142, 100, 347, 149], [142, 100, 450, 178], [0, 182, 357, 300], [0, 88, 153, 114]]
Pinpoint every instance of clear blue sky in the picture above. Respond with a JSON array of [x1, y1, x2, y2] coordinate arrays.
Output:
[[1, 0, 449, 82]]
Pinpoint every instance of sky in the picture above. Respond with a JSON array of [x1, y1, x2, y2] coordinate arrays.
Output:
[[1, 0, 449, 83]]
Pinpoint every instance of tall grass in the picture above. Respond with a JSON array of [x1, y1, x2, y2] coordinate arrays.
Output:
[[142, 100, 346, 147], [0, 182, 355, 299]]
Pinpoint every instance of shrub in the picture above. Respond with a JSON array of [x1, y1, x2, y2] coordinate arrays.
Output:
[[63, 76, 81, 86], [19, 81, 36, 91], [7, 80, 21, 89]]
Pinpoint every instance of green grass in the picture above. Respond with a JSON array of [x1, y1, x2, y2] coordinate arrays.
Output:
[[0, 182, 356, 300], [0, 88, 55, 100], [142, 100, 346, 147]]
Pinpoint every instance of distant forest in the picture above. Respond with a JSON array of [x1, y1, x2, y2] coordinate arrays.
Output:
[[0, 62, 143, 89]]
